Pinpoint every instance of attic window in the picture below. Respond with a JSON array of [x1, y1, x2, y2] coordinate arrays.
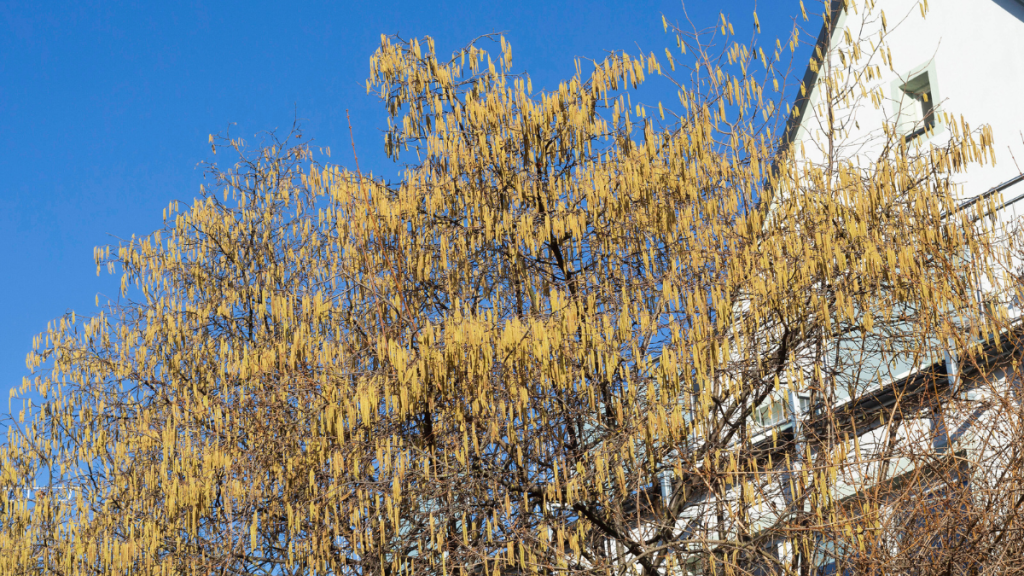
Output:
[[898, 72, 936, 142]]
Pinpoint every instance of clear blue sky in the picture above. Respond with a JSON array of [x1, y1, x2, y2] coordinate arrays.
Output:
[[0, 0, 809, 404]]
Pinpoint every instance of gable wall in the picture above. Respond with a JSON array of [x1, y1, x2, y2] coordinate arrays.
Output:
[[795, 0, 1024, 199]]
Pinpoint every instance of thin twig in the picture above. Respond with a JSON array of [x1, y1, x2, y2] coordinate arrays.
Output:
[[346, 109, 363, 185]]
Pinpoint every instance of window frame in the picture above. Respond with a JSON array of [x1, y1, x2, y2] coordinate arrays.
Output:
[[890, 60, 945, 144]]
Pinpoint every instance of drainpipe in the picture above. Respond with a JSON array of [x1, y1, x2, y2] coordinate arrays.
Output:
[[945, 348, 973, 400], [785, 389, 808, 510], [660, 470, 672, 502], [932, 349, 961, 453]]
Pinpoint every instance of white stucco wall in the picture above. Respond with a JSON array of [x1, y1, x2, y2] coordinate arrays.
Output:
[[892, 0, 1024, 196], [636, 5, 1024, 572], [778, 0, 1024, 398], [796, 0, 1024, 199]]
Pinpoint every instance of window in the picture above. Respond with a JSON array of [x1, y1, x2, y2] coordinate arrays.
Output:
[[814, 533, 855, 576], [899, 73, 935, 141], [893, 483, 975, 573], [754, 397, 789, 428], [753, 393, 809, 429], [892, 62, 943, 144]]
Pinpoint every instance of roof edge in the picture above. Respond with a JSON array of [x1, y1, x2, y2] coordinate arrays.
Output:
[[776, 0, 846, 158]]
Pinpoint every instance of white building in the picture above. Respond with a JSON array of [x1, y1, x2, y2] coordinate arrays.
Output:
[[749, 0, 1024, 572], [792, 0, 1024, 195], [611, 2, 1024, 574], [763, 0, 1024, 404]]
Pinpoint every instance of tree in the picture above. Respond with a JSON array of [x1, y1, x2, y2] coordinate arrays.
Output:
[[2, 2, 1022, 575]]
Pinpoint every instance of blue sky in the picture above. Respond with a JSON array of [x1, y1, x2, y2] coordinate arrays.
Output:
[[0, 0, 810, 404]]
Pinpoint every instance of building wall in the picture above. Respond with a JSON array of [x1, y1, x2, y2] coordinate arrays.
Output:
[[671, 2, 1024, 570], [880, 0, 1024, 196], [605, 4, 1024, 573], [795, 0, 1024, 200]]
